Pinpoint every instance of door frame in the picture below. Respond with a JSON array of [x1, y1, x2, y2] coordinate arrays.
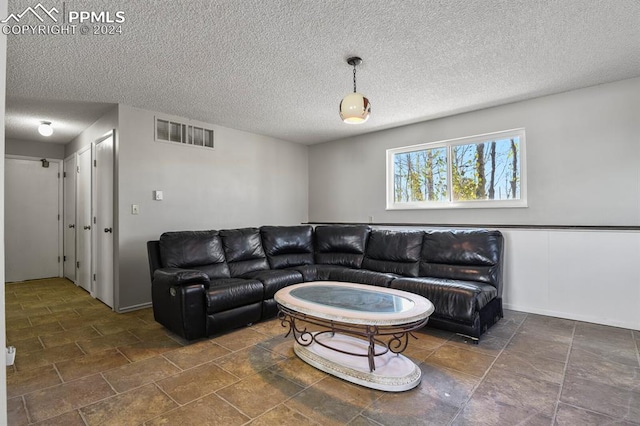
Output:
[[76, 144, 94, 294], [63, 153, 77, 283], [5, 155, 64, 278], [93, 131, 116, 309]]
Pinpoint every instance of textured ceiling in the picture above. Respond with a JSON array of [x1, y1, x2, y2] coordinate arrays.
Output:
[[5, 0, 640, 145], [5, 98, 115, 144]]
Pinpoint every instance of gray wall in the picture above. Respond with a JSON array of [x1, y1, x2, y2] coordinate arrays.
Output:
[[116, 105, 309, 310], [64, 106, 119, 157], [309, 77, 640, 226], [5, 138, 65, 159]]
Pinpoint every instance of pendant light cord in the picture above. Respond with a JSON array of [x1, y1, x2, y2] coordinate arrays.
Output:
[[353, 64, 357, 93]]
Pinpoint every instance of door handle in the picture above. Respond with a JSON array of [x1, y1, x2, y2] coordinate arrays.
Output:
[[84, 226, 91, 230], [104, 228, 113, 233], [68, 224, 75, 229]]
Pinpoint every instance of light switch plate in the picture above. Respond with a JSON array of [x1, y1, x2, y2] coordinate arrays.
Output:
[[154, 190, 163, 201], [132, 204, 139, 215]]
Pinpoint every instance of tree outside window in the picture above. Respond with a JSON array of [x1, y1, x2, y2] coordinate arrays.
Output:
[[388, 129, 526, 209]]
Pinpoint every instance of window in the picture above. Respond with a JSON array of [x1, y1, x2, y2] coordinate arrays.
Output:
[[387, 129, 526, 209], [155, 116, 214, 149]]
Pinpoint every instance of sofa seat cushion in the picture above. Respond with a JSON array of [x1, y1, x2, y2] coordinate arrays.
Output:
[[390, 277, 497, 323], [328, 268, 398, 287], [289, 264, 351, 282], [206, 278, 264, 314], [241, 269, 304, 298]]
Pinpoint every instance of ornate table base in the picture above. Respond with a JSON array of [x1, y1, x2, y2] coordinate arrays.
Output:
[[294, 332, 422, 391], [279, 308, 428, 392]]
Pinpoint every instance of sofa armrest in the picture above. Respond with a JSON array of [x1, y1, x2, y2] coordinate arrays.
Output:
[[153, 268, 211, 289], [151, 268, 209, 340]]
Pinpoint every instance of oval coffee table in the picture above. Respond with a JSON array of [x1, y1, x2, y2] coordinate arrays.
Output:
[[274, 281, 434, 392]]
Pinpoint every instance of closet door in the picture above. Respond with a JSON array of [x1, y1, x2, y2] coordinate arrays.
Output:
[[63, 155, 77, 282], [94, 133, 114, 308], [76, 145, 93, 293]]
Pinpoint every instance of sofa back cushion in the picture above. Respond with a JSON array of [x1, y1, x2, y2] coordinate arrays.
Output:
[[420, 230, 504, 293], [260, 225, 314, 269], [362, 230, 423, 277], [315, 225, 370, 268], [159, 230, 231, 279], [220, 228, 270, 277]]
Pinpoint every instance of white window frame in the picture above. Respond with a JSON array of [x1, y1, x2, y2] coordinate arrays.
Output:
[[386, 128, 527, 210]]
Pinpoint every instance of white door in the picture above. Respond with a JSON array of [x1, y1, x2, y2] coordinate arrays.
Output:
[[76, 146, 92, 292], [95, 134, 114, 308], [5, 158, 61, 282], [63, 155, 77, 282]]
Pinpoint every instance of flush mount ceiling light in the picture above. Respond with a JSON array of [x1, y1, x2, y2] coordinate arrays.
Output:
[[339, 57, 371, 124], [38, 121, 53, 137]]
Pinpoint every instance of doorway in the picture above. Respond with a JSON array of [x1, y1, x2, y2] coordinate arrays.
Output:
[[70, 132, 115, 308], [4, 157, 62, 282]]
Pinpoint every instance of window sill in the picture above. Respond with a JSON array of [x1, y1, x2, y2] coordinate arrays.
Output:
[[386, 200, 528, 210]]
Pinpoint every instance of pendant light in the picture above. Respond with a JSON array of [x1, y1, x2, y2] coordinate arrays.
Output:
[[38, 121, 53, 137], [339, 57, 371, 124]]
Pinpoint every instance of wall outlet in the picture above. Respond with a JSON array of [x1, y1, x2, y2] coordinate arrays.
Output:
[[368, 216, 374, 224], [131, 204, 140, 215]]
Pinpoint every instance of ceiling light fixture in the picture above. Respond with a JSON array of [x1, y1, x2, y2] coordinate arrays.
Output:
[[339, 57, 371, 124], [38, 121, 53, 137]]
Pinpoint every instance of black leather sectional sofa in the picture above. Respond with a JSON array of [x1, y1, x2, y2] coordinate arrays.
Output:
[[147, 225, 504, 341]]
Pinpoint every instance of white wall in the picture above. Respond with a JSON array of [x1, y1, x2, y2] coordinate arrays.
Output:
[[0, 0, 9, 421], [501, 228, 640, 330], [309, 77, 640, 226], [5, 138, 65, 159], [116, 105, 309, 310]]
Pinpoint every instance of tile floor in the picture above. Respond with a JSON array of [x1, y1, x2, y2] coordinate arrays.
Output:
[[5, 278, 640, 425]]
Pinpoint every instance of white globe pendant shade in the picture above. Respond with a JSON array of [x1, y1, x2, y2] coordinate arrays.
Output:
[[38, 121, 53, 137], [340, 92, 371, 124]]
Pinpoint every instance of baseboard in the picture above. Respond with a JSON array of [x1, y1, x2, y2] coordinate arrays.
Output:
[[117, 302, 152, 313], [502, 303, 640, 331]]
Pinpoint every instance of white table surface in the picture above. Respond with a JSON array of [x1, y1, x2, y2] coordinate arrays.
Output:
[[275, 281, 434, 326]]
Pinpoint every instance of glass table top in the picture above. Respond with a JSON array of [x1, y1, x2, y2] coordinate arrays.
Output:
[[290, 285, 415, 313]]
